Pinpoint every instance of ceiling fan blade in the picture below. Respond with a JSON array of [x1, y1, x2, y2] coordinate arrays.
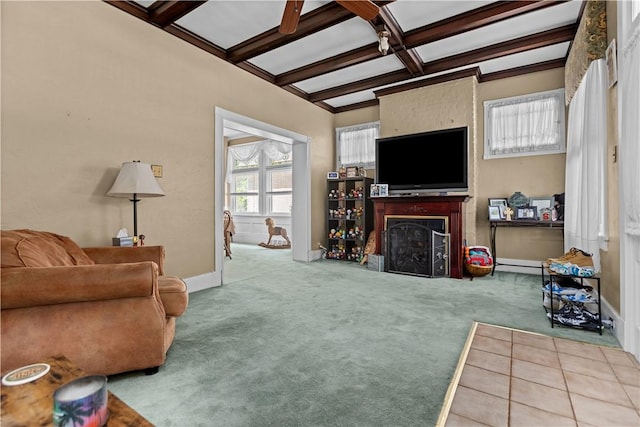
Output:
[[279, 0, 305, 34], [336, 0, 380, 21]]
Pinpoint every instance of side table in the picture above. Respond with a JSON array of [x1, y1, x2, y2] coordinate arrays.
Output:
[[1, 354, 153, 426]]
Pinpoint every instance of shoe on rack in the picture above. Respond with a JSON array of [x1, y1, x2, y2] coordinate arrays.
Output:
[[564, 289, 594, 303], [546, 247, 594, 268], [546, 248, 580, 265]]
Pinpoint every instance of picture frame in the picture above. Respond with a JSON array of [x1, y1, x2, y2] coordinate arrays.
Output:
[[488, 198, 508, 219], [606, 38, 617, 88], [378, 183, 388, 197], [516, 206, 537, 220], [529, 197, 554, 219], [346, 166, 359, 178], [488, 206, 501, 220]]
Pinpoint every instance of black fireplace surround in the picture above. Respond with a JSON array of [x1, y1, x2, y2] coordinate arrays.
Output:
[[384, 216, 449, 278]]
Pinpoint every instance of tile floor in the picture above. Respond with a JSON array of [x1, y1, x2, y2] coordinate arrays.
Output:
[[438, 322, 640, 426]]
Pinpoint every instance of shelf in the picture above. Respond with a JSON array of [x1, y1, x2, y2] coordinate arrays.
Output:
[[540, 264, 602, 334], [325, 176, 373, 263]]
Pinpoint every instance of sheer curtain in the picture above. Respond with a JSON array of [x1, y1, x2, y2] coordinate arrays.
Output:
[[618, 1, 640, 359], [484, 90, 565, 158], [564, 59, 608, 272], [336, 123, 379, 167], [226, 140, 292, 183]]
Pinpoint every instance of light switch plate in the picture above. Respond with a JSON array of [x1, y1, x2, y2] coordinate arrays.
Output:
[[151, 164, 163, 178]]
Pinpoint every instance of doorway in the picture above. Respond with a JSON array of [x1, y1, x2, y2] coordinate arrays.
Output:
[[214, 108, 311, 285]]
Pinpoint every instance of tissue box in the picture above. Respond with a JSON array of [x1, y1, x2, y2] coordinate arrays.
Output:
[[112, 236, 134, 247]]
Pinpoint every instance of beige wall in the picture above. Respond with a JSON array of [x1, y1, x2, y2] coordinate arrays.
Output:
[[378, 77, 479, 243], [1, 1, 333, 277], [476, 69, 567, 261]]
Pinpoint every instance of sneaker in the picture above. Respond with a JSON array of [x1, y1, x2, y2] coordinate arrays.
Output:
[[547, 247, 594, 268], [568, 264, 595, 277], [546, 248, 580, 265], [564, 289, 594, 303], [543, 293, 563, 310]]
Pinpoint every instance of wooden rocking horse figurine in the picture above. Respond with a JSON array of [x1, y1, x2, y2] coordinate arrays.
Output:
[[262, 217, 291, 248]]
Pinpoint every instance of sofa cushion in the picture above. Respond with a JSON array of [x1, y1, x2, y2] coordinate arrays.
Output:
[[1, 229, 95, 268], [158, 276, 188, 317]]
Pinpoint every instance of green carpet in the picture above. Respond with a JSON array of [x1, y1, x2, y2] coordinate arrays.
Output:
[[107, 243, 620, 426]]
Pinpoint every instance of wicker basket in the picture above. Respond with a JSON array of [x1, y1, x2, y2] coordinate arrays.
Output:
[[464, 245, 493, 277], [465, 263, 493, 277]]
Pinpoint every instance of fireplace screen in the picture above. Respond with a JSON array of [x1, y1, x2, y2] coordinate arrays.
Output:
[[384, 217, 450, 278]]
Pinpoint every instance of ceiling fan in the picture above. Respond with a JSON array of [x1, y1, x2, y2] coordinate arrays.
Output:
[[279, 0, 380, 34]]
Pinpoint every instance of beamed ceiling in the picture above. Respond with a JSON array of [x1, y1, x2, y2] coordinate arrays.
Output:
[[105, 0, 584, 113]]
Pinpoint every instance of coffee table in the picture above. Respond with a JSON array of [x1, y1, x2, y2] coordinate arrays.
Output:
[[1, 354, 153, 426]]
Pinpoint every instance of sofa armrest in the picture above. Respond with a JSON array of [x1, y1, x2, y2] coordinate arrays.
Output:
[[1, 262, 160, 310], [82, 246, 165, 275]]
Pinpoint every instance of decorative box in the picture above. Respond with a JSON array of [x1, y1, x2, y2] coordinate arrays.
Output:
[[112, 236, 134, 247]]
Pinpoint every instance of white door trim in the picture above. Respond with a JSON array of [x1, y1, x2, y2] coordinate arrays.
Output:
[[214, 107, 311, 286]]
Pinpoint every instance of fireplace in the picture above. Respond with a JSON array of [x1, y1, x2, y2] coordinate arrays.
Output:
[[372, 195, 469, 278], [384, 216, 450, 277]]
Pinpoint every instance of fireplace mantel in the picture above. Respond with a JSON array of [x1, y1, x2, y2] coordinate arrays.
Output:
[[372, 195, 470, 279]]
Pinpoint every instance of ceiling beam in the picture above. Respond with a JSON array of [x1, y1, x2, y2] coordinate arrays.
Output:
[[227, 2, 393, 64], [307, 24, 576, 102], [274, 0, 569, 88], [309, 69, 412, 103], [403, 0, 568, 48], [276, 44, 381, 86], [479, 58, 566, 82], [148, 1, 207, 28], [375, 6, 423, 76], [421, 24, 576, 75]]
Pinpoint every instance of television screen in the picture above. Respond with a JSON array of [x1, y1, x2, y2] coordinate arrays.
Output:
[[375, 127, 468, 194]]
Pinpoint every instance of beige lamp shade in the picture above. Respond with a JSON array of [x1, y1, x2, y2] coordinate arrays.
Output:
[[107, 161, 164, 198], [107, 161, 164, 240]]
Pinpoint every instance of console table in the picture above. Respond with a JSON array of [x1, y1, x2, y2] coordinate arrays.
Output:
[[489, 219, 564, 275], [373, 195, 469, 279]]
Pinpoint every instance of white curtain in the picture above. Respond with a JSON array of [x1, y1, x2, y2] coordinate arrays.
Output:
[[336, 123, 378, 167], [564, 59, 608, 272], [618, 1, 640, 361], [620, 20, 640, 239], [226, 140, 292, 183], [485, 90, 564, 157]]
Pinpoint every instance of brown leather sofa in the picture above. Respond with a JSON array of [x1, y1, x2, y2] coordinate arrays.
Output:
[[1, 229, 188, 376]]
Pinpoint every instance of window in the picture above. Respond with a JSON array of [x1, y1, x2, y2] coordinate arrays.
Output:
[[227, 141, 292, 216], [484, 88, 566, 159], [335, 122, 379, 168]]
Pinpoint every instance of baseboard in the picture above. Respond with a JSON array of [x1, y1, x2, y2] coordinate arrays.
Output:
[[494, 257, 542, 275], [600, 296, 624, 345], [184, 271, 221, 293]]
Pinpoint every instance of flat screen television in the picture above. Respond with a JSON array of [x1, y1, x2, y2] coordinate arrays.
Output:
[[375, 127, 468, 194]]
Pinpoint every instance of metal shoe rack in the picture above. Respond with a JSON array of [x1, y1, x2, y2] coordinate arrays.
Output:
[[540, 263, 602, 335]]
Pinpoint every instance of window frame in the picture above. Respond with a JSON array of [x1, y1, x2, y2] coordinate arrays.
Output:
[[483, 88, 566, 160], [228, 143, 292, 217]]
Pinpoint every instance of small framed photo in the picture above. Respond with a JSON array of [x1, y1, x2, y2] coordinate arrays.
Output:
[[346, 166, 358, 178], [378, 183, 388, 197], [529, 197, 554, 219], [516, 206, 537, 220], [488, 206, 501, 220], [488, 198, 508, 219], [606, 38, 617, 88]]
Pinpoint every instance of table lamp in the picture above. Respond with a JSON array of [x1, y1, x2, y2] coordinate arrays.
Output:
[[107, 161, 164, 244]]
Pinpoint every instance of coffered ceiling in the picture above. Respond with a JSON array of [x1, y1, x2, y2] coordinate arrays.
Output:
[[106, 0, 584, 113]]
